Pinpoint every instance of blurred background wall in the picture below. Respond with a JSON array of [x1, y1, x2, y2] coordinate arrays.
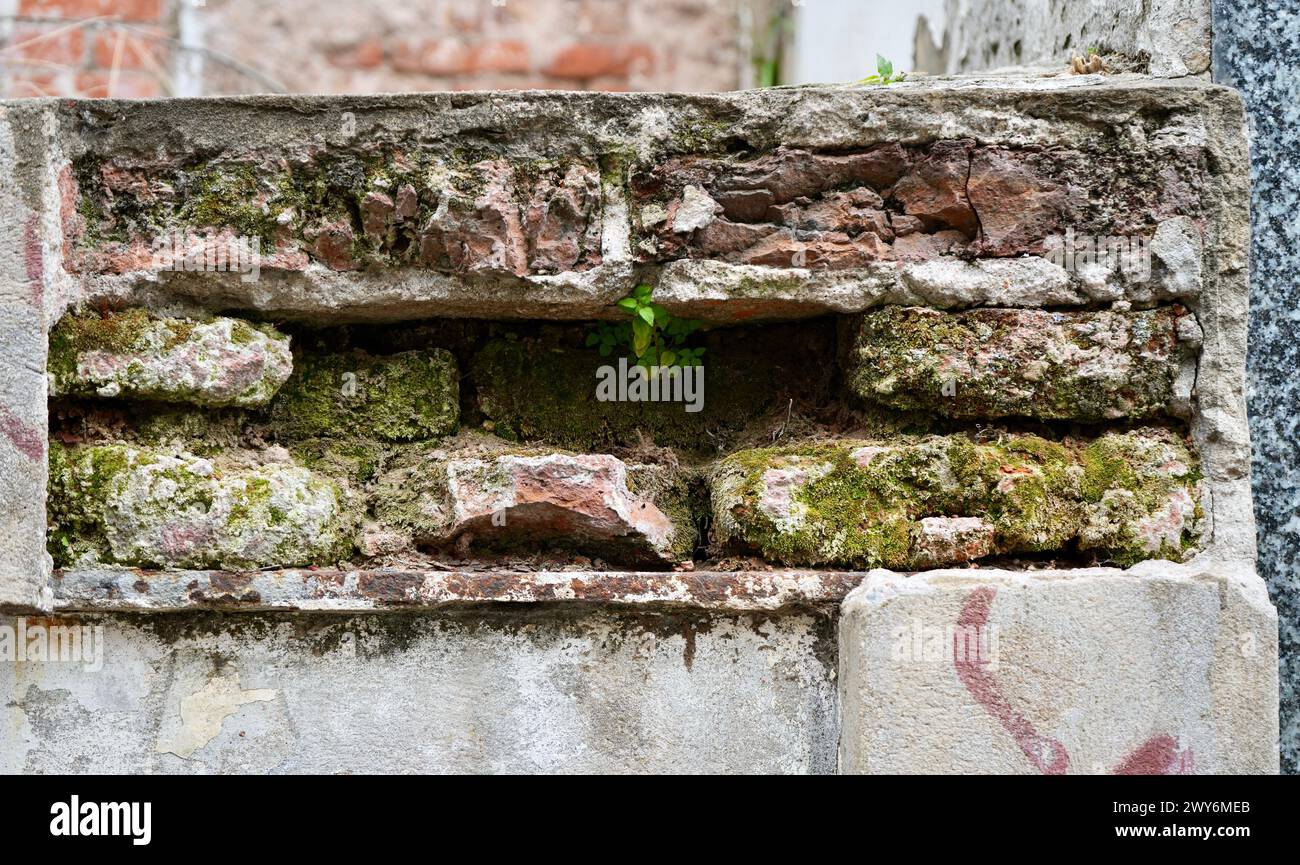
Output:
[[0, 0, 961, 98]]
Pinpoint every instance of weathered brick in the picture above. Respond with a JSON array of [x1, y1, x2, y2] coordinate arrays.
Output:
[[844, 306, 1194, 421], [48, 443, 356, 570], [373, 450, 695, 566], [711, 429, 1202, 569], [543, 42, 654, 79], [48, 310, 293, 408], [268, 347, 458, 443]]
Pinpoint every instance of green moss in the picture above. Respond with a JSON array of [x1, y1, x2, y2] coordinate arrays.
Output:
[[713, 429, 1202, 569], [470, 326, 833, 453], [48, 308, 155, 383], [268, 348, 459, 443], [847, 306, 1181, 422]]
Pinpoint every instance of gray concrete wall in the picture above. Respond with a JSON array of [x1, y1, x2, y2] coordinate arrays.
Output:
[[3, 608, 838, 774]]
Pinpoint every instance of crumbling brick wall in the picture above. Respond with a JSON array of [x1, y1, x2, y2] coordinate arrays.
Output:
[[0, 78, 1278, 773]]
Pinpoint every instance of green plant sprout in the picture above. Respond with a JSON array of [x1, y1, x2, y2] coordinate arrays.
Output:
[[586, 284, 705, 370], [860, 54, 907, 85]]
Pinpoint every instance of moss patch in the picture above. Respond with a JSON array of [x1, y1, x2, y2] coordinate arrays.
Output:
[[711, 428, 1201, 569]]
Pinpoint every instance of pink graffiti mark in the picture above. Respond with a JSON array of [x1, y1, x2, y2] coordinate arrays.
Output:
[[954, 585, 1194, 775], [24, 214, 43, 307], [955, 586, 1070, 774], [1114, 733, 1195, 775], [0, 404, 44, 462]]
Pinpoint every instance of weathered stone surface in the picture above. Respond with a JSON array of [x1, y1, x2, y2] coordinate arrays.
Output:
[[2, 609, 839, 774], [268, 347, 458, 442], [711, 429, 1202, 569], [936, 0, 1211, 78], [839, 564, 1277, 774], [845, 306, 1195, 422], [48, 443, 356, 570], [373, 448, 695, 565], [48, 310, 293, 408], [67, 150, 603, 278]]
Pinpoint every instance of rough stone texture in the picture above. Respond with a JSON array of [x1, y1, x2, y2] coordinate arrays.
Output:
[[373, 450, 693, 566], [48, 310, 293, 408], [38, 79, 1214, 327], [711, 430, 1203, 569], [268, 347, 459, 442], [48, 444, 356, 570], [1214, 0, 1300, 774], [845, 305, 1197, 422], [633, 140, 1198, 267], [0, 80, 1269, 774], [0, 106, 54, 610], [839, 563, 1278, 774], [935, 0, 1212, 78], [2, 608, 838, 774]]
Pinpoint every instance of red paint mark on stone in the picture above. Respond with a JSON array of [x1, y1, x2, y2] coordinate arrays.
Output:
[[0, 405, 45, 462], [954, 585, 1070, 775], [955, 585, 1196, 776], [24, 214, 43, 307], [1113, 733, 1195, 775]]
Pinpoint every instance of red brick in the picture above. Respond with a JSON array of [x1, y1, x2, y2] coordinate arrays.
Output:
[[327, 38, 385, 70], [543, 42, 654, 79], [391, 39, 476, 76], [91, 30, 167, 70], [19, 0, 163, 21], [7, 26, 85, 66], [474, 40, 530, 74], [75, 69, 162, 98], [9, 73, 63, 97]]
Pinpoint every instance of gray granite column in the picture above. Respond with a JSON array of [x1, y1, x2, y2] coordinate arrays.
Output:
[[1213, 0, 1300, 773]]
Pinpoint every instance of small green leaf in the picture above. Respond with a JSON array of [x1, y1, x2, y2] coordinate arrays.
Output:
[[634, 283, 653, 301], [585, 332, 600, 347], [877, 54, 892, 79], [617, 297, 639, 312], [660, 350, 676, 367], [632, 319, 651, 355], [638, 306, 655, 326], [599, 343, 612, 357]]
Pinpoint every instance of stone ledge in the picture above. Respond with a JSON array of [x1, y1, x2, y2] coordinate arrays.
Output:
[[52, 567, 866, 613]]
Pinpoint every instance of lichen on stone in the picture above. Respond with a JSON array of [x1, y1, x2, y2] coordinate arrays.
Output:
[[49, 309, 293, 408], [48, 442, 357, 570], [710, 428, 1202, 569]]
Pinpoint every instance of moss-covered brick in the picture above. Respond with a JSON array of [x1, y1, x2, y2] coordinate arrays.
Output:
[[48, 309, 293, 408], [711, 428, 1202, 569], [47, 442, 358, 570], [845, 306, 1191, 422], [268, 348, 459, 442]]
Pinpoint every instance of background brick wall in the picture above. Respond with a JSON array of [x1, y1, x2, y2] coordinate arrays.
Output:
[[0, 0, 780, 98]]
